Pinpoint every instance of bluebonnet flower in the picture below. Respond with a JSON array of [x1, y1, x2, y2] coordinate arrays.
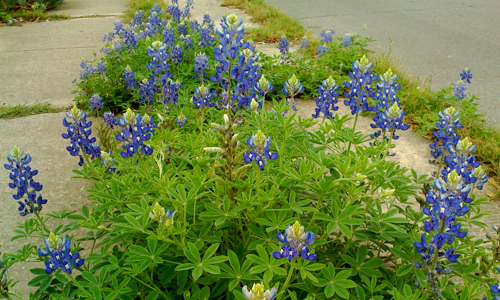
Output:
[[167, 0, 182, 22], [199, 22, 216, 48], [278, 34, 289, 61], [96, 61, 106, 74], [342, 34, 352, 47], [254, 75, 273, 97], [171, 44, 184, 65], [244, 130, 278, 170], [115, 109, 155, 158], [131, 10, 145, 27], [320, 27, 334, 43], [175, 112, 188, 128], [429, 107, 462, 159], [4, 147, 47, 216], [273, 221, 317, 261], [182, 0, 194, 19], [139, 76, 158, 105], [344, 55, 377, 115], [282, 74, 304, 114], [312, 75, 339, 120], [460, 67, 472, 84], [161, 78, 182, 108], [88, 93, 104, 111], [103, 112, 116, 129], [8, 18, 18, 24], [100, 151, 117, 173], [147, 41, 169, 75], [242, 283, 277, 300], [453, 79, 467, 100], [181, 34, 194, 50], [163, 24, 176, 46], [485, 267, 500, 300], [149, 203, 175, 226], [371, 70, 409, 140], [249, 98, 262, 112], [194, 52, 209, 83], [192, 84, 215, 109], [122, 25, 138, 49], [62, 106, 100, 166], [300, 36, 309, 49], [316, 44, 327, 56], [79, 59, 94, 80], [38, 233, 84, 275]]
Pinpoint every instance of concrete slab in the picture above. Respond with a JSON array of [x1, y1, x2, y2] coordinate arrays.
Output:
[[53, 0, 128, 17], [0, 112, 92, 297], [0, 17, 120, 107]]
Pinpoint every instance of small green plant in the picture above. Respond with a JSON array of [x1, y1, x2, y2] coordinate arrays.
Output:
[[0, 103, 69, 119]]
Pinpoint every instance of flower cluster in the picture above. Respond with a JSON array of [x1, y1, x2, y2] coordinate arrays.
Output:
[[429, 107, 462, 160], [300, 36, 309, 49], [62, 106, 101, 166], [453, 68, 472, 100], [370, 69, 409, 139], [319, 27, 334, 43], [242, 283, 277, 300], [37, 233, 84, 274], [414, 107, 487, 297], [175, 112, 188, 128], [115, 108, 156, 158], [194, 52, 209, 83], [244, 130, 278, 170], [485, 267, 500, 300], [282, 74, 304, 113], [273, 221, 317, 261], [88, 93, 104, 111], [344, 55, 377, 115], [192, 84, 215, 109], [278, 34, 289, 62], [149, 203, 175, 226], [4, 147, 47, 216], [312, 75, 339, 120], [342, 34, 352, 47]]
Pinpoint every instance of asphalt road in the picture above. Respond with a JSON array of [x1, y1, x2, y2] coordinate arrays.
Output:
[[264, 0, 500, 127]]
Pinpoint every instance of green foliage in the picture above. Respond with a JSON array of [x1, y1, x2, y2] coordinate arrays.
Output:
[[0, 103, 68, 119], [0, 0, 64, 12]]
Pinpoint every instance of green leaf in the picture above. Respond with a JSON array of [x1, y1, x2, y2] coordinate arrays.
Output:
[[192, 266, 203, 281], [202, 264, 220, 274], [184, 242, 201, 263], [202, 243, 219, 262], [175, 263, 195, 271], [124, 215, 143, 231], [396, 264, 413, 276]]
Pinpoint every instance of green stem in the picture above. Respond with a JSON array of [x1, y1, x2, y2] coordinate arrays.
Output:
[[382, 131, 394, 159], [347, 113, 359, 152], [67, 273, 94, 299], [256, 168, 261, 197], [278, 258, 296, 300], [134, 276, 172, 300], [34, 211, 50, 235]]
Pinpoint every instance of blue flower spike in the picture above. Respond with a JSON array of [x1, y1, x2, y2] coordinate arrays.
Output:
[[244, 130, 278, 170], [149, 202, 175, 227], [242, 283, 277, 300], [62, 106, 101, 166], [4, 146, 47, 216], [273, 221, 317, 261], [37, 232, 84, 275]]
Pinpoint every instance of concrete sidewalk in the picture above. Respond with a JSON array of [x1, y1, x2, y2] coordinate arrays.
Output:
[[0, 0, 497, 298]]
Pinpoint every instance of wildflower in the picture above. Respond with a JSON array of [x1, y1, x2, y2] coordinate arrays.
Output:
[[278, 34, 289, 61], [460, 67, 472, 84], [139, 76, 158, 105], [300, 36, 310, 49], [344, 55, 377, 115], [312, 75, 339, 119], [175, 112, 188, 128], [147, 41, 169, 75], [453, 80, 467, 100], [429, 107, 462, 159], [351, 172, 367, 185], [115, 108, 156, 158], [273, 221, 316, 261], [192, 84, 215, 108], [244, 130, 278, 170], [282, 74, 304, 97], [103, 112, 116, 129], [250, 98, 261, 112], [62, 106, 100, 166], [161, 78, 182, 107], [100, 151, 117, 173], [37, 233, 84, 274], [242, 283, 277, 300], [320, 27, 334, 43], [342, 34, 352, 47], [149, 202, 175, 226], [4, 147, 47, 216], [317, 44, 328, 55], [254, 75, 273, 97], [377, 187, 395, 201], [194, 52, 209, 82], [88, 93, 104, 111]]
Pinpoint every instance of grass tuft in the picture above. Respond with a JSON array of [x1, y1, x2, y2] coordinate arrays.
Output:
[[0, 103, 69, 119]]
